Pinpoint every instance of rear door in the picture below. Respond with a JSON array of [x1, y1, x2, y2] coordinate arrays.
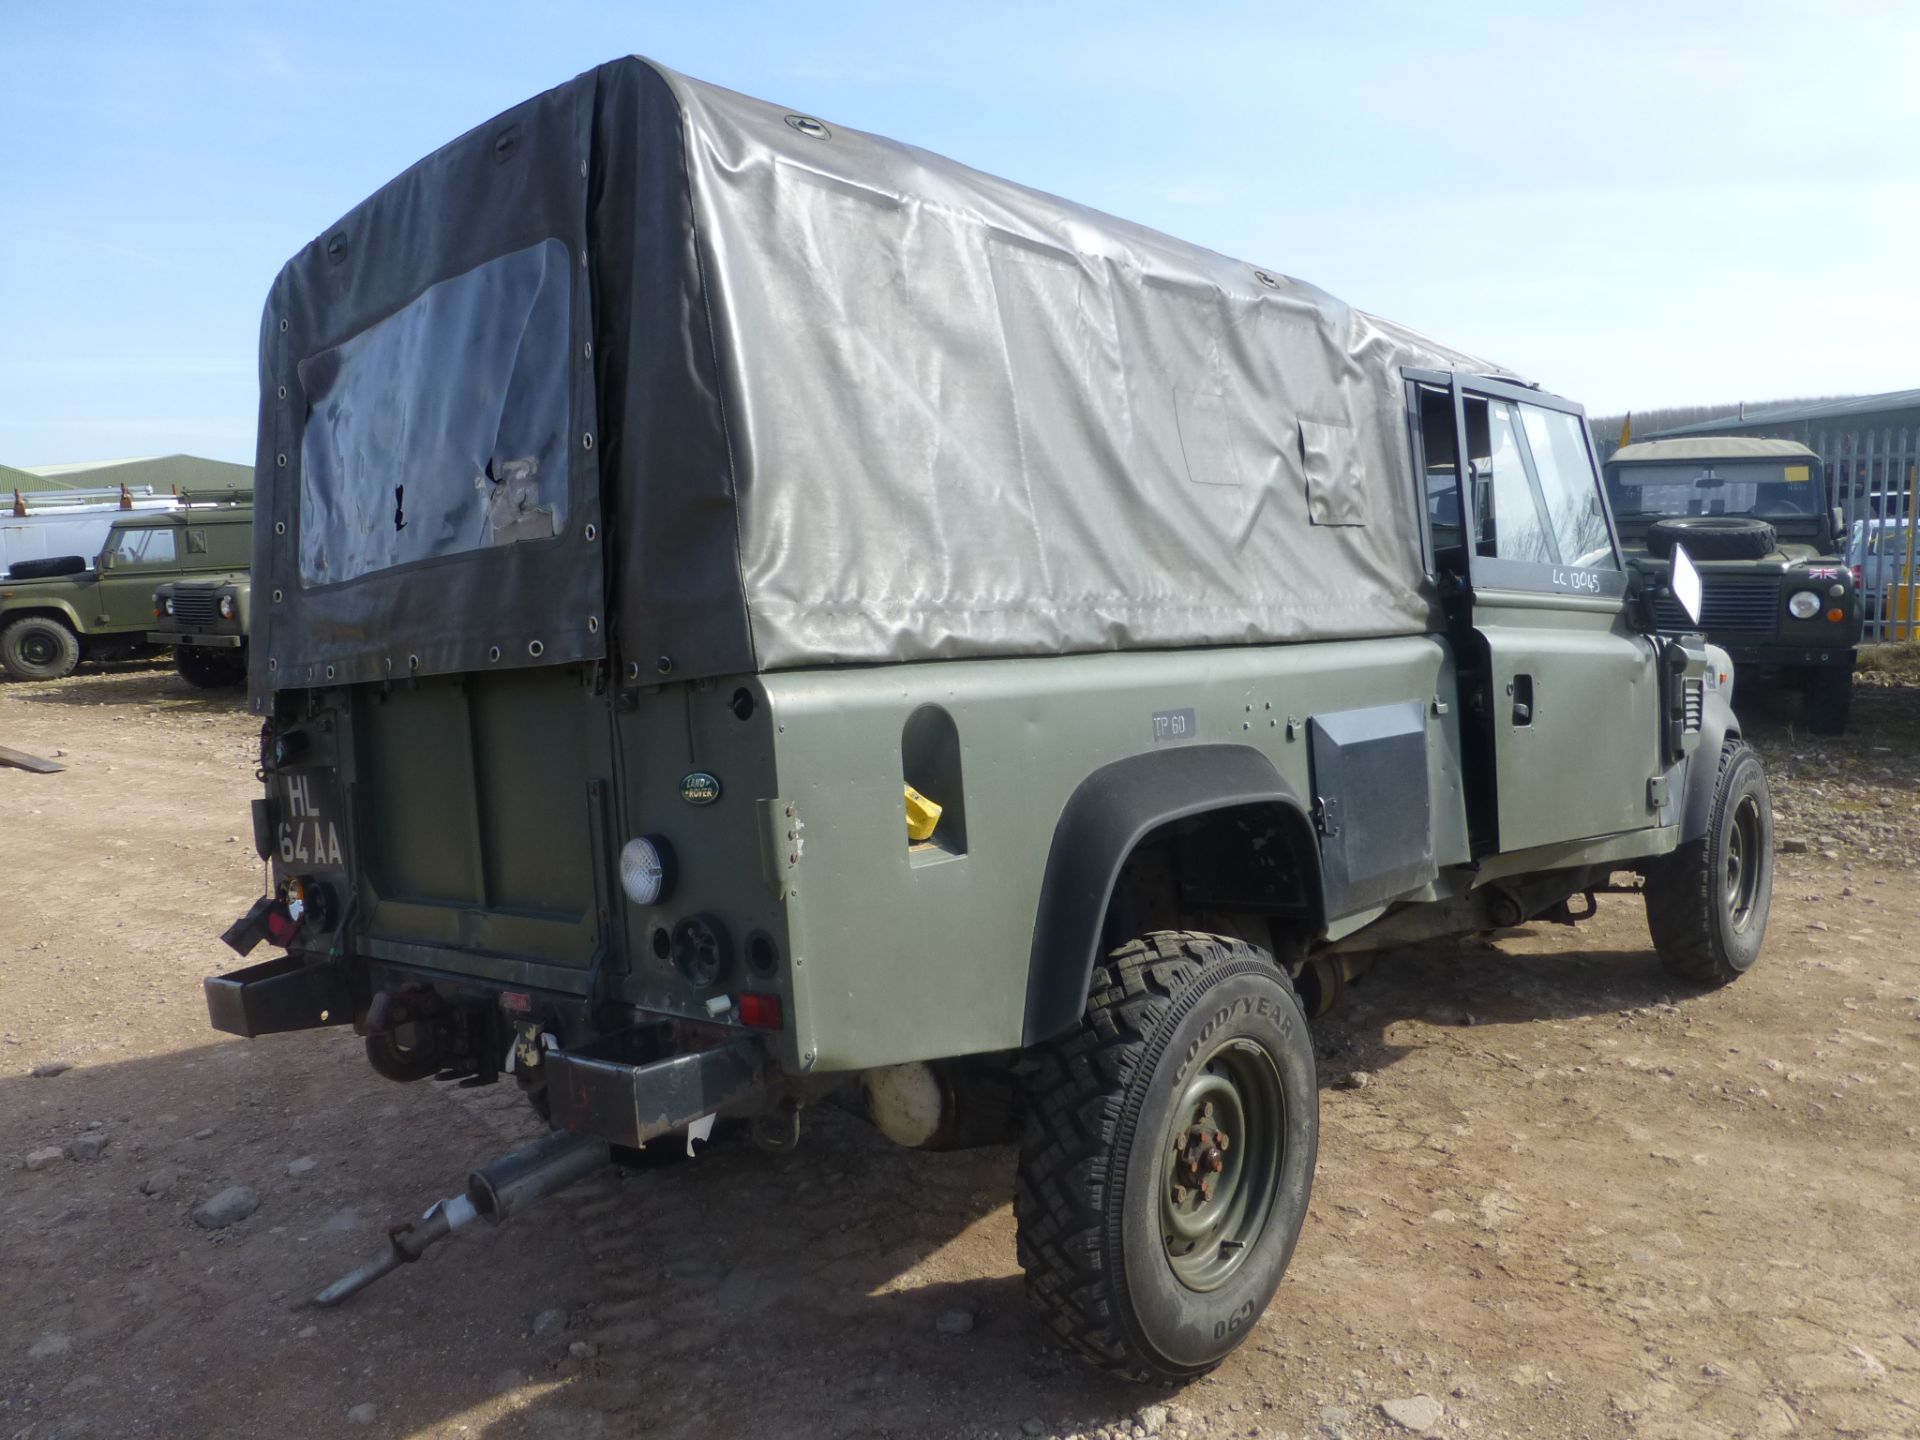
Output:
[[1411, 374, 1663, 854]]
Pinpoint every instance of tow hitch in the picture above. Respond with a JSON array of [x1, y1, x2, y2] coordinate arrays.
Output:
[[310, 1026, 768, 1306], [313, 1130, 609, 1307]]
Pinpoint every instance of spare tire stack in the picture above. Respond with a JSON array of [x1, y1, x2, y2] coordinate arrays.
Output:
[[1644, 517, 1777, 562]]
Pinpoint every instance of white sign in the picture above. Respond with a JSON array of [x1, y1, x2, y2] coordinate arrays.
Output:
[[1670, 543, 1703, 626]]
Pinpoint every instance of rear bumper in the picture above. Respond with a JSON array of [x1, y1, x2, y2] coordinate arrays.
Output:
[[206, 954, 355, 1037], [546, 1023, 768, 1148]]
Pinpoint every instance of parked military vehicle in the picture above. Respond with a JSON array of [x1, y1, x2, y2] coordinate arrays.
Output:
[[0, 496, 252, 681], [206, 60, 1773, 1380], [1604, 438, 1860, 733], [149, 573, 250, 687]]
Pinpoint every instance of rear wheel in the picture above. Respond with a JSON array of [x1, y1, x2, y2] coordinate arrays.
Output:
[[1802, 665, 1852, 736], [175, 645, 247, 689], [0, 615, 82, 681], [1015, 931, 1317, 1380], [1644, 740, 1772, 985]]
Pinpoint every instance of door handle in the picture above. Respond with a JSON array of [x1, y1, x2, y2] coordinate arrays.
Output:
[[1510, 674, 1534, 727]]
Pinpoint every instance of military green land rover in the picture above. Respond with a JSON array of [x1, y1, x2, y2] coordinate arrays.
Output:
[[206, 60, 1773, 1379], [0, 497, 252, 681], [1605, 437, 1860, 733], [149, 573, 250, 688]]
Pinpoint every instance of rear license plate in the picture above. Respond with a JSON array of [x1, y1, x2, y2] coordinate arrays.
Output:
[[273, 771, 346, 870]]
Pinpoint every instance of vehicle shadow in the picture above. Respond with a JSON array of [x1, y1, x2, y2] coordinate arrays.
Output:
[[0, 928, 1698, 1440], [9, 664, 247, 717], [1311, 928, 1686, 1083], [0, 1033, 1158, 1440]]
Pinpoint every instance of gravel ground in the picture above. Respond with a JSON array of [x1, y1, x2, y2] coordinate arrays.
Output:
[[2, 653, 1918, 1440]]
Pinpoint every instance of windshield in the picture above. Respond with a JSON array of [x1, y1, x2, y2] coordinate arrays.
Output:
[[1604, 457, 1823, 521]]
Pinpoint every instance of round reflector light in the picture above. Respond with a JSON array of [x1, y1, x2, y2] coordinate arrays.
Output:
[[1787, 590, 1820, 620], [619, 836, 670, 906]]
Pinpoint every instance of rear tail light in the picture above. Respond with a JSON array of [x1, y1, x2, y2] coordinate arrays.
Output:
[[738, 993, 782, 1030], [1852, 564, 1864, 589]]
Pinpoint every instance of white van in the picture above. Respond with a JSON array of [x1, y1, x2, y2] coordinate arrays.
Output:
[[2, 487, 181, 578]]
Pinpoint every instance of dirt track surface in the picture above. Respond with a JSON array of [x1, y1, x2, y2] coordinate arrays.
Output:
[[3, 660, 1919, 1440]]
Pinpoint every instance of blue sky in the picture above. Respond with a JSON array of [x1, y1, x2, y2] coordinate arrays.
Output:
[[3, 0, 1915, 465]]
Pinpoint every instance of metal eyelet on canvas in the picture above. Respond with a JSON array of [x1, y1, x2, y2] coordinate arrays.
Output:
[[583, 341, 592, 360], [587, 616, 599, 635], [277, 385, 287, 400], [1253, 269, 1279, 289], [274, 521, 286, 535], [582, 432, 594, 451], [272, 589, 283, 603], [656, 656, 673, 675], [325, 665, 336, 680], [279, 318, 288, 331], [268, 658, 277, 672], [579, 159, 588, 177], [488, 646, 501, 663], [277, 454, 287, 467], [784, 114, 831, 140], [408, 654, 420, 671], [528, 640, 544, 658], [584, 523, 597, 542], [624, 661, 641, 681]]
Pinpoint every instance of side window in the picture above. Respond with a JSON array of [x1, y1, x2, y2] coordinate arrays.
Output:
[[112, 528, 179, 567], [1520, 405, 1617, 569], [1472, 399, 1554, 565], [1467, 396, 1617, 572]]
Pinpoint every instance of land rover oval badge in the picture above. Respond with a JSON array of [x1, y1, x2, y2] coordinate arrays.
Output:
[[680, 771, 721, 806]]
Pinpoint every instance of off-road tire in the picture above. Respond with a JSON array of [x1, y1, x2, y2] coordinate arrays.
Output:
[[174, 645, 247, 689], [1645, 516, 1777, 562], [1644, 740, 1772, 985], [1802, 665, 1853, 736], [5, 554, 87, 580], [0, 615, 82, 681], [1015, 930, 1317, 1380]]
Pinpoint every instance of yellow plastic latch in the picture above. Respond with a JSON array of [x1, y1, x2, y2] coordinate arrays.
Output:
[[904, 784, 943, 842]]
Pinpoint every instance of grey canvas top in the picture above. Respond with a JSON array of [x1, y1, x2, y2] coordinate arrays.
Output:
[[252, 58, 1522, 692], [1610, 437, 1819, 465]]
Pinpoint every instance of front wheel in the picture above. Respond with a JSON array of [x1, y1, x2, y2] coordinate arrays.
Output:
[[1015, 931, 1318, 1380], [175, 645, 247, 689], [1643, 740, 1773, 985]]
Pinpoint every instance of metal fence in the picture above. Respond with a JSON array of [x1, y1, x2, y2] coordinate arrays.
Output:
[[1807, 427, 1918, 644]]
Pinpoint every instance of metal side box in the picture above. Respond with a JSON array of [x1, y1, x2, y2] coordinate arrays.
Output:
[[205, 954, 353, 1038], [545, 1021, 766, 1150]]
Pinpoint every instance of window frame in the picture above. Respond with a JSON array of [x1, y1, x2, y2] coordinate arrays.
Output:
[[1404, 369, 1627, 598]]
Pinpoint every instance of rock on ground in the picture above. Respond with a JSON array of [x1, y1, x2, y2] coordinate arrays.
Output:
[[346, 1402, 377, 1424], [64, 1133, 110, 1162], [1380, 1395, 1445, 1433], [25, 1146, 64, 1172], [934, 1306, 976, 1335], [192, 1185, 261, 1229], [30, 1060, 73, 1078]]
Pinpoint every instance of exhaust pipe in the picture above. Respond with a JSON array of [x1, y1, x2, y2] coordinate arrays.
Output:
[[310, 1130, 609, 1308]]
